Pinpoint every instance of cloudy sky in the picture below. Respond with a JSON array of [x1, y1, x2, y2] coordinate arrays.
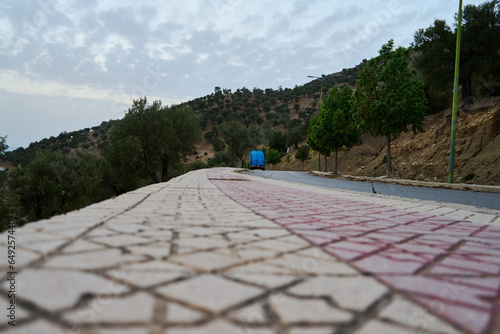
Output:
[[0, 0, 485, 149]]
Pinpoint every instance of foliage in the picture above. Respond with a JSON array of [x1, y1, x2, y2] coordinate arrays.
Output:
[[186, 160, 208, 171], [268, 130, 288, 153], [306, 116, 330, 158], [295, 145, 310, 171], [0, 135, 8, 155], [266, 149, 281, 167], [356, 40, 427, 173], [7, 150, 113, 221], [104, 98, 202, 190], [207, 151, 237, 168], [413, 0, 500, 108], [210, 137, 226, 152], [319, 86, 361, 173], [221, 121, 263, 167]]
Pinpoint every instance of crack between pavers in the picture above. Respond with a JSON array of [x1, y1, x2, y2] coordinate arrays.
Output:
[[333, 292, 393, 334], [413, 239, 467, 275], [484, 281, 500, 334]]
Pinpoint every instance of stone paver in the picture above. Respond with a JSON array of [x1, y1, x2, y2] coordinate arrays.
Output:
[[0, 168, 499, 334]]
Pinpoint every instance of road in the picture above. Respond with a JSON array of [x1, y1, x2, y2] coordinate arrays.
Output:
[[244, 170, 500, 211]]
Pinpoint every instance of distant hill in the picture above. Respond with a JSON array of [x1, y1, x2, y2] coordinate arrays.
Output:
[[0, 61, 366, 169]]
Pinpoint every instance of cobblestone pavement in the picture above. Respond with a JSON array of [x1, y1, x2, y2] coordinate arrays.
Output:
[[1, 168, 499, 334]]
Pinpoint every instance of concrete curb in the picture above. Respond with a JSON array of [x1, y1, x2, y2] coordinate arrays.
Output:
[[309, 171, 500, 194]]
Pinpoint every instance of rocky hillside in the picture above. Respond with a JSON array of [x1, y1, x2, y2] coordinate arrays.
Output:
[[276, 97, 500, 186]]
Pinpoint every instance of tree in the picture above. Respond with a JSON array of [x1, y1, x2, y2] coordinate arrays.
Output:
[[413, 1, 500, 107], [221, 121, 263, 167], [8, 150, 112, 221], [356, 40, 427, 174], [266, 149, 281, 169], [295, 145, 310, 171], [320, 86, 361, 173], [105, 97, 202, 190], [268, 130, 288, 153], [210, 137, 226, 152], [0, 135, 7, 155], [413, 19, 455, 112], [306, 115, 331, 171]]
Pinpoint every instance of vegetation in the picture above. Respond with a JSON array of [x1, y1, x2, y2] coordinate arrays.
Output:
[[104, 98, 202, 192], [315, 86, 360, 173], [413, 0, 500, 111], [356, 40, 427, 173], [221, 121, 263, 167], [266, 149, 282, 168], [0, 135, 7, 155], [295, 145, 310, 171], [8, 150, 113, 222]]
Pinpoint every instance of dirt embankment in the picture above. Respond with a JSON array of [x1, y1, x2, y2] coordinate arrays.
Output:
[[275, 97, 500, 186]]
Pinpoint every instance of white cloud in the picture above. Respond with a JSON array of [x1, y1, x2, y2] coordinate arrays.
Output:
[[0, 69, 119, 101], [89, 33, 134, 72]]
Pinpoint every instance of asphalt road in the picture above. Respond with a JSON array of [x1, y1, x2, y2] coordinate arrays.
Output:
[[244, 170, 500, 211]]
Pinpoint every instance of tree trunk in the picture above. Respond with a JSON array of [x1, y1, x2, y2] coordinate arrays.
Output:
[[302, 161, 305, 171], [323, 154, 327, 172], [151, 172, 160, 184], [333, 149, 339, 174], [161, 162, 169, 182], [462, 74, 475, 105], [386, 134, 392, 175]]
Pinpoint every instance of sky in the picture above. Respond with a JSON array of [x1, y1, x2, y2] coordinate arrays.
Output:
[[0, 0, 487, 150]]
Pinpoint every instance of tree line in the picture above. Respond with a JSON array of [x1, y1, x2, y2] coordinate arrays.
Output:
[[307, 40, 427, 174]]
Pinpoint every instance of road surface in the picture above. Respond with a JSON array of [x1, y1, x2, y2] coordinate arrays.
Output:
[[244, 170, 500, 210]]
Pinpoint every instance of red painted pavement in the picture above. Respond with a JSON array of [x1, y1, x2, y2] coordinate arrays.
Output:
[[207, 169, 500, 334]]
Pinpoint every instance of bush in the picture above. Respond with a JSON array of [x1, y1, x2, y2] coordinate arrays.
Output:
[[207, 151, 236, 168], [463, 173, 475, 182], [8, 150, 113, 221], [186, 160, 208, 171]]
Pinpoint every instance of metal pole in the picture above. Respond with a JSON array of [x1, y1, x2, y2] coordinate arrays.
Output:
[[319, 75, 324, 171], [448, 0, 463, 183]]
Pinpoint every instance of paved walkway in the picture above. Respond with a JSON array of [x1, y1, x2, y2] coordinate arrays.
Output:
[[1, 168, 499, 334]]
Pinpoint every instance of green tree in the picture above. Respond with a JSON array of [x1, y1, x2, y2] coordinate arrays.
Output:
[[295, 145, 310, 171], [306, 115, 331, 171], [105, 98, 202, 190], [413, 19, 455, 112], [266, 149, 281, 168], [8, 150, 112, 221], [414, 1, 500, 107], [210, 137, 226, 152], [221, 121, 263, 167], [356, 40, 427, 174], [0, 135, 7, 155], [320, 86, 360, 173]]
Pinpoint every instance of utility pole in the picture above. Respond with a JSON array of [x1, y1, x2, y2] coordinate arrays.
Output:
[[448, 0, 463, 183]]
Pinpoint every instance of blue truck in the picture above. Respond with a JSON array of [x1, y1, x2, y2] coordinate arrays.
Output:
[[249, 150, 266, 170]]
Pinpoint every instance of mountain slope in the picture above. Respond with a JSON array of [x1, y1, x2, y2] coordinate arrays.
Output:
[[276, 97, 500, 186]]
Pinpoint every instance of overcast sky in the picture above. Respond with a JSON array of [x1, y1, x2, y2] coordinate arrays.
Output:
[[0, 0, 486, 149]]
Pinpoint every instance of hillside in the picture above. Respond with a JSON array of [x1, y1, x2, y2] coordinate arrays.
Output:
[[1, 61, 499, 187], [274, 97, 500, 186]]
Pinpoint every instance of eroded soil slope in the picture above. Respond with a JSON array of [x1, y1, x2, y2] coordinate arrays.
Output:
[[277, 97, 500, 185]]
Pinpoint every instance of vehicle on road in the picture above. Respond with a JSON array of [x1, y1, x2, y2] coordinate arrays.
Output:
[[249, 150, 266, 170]]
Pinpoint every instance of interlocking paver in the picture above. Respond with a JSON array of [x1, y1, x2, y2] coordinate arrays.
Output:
[[1, 168, 499, 333]]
